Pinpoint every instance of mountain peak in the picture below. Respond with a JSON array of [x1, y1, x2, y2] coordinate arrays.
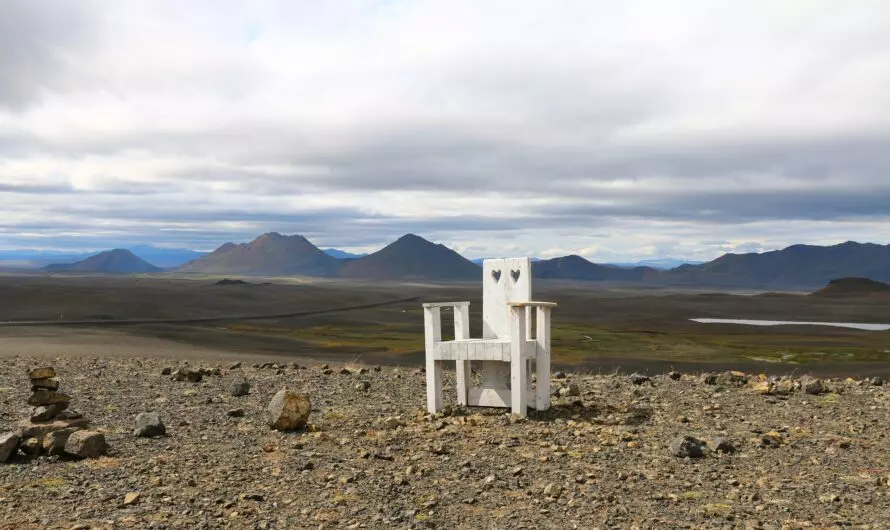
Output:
[[44, 249, 161, 273]]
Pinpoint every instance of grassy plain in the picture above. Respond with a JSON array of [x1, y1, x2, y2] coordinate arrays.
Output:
[[1, 273, 889, 375]]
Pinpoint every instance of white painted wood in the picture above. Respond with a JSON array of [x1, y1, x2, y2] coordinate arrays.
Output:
[[424, 306, 443, 413], [421, 257, 554, 414], [454, 304, 470, 406], [510, 305, 528, 416], [536, 307, 551, 411]]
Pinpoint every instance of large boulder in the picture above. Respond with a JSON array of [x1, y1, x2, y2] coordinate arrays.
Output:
[[266, 389, 311, 431], [1, 432, 20, 463], [133, 412, 166, 438], [64, 430, 107, 459]]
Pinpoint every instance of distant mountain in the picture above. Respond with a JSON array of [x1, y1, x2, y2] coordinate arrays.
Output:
[[178, 232, 340, 276], [323, 248, 367, 260], [339, 234, 480, 280], [128, 245, 207, 268], [533, 255, 659, 282], [810, 277, 890, 297], [44, 249, 162, 273], [608, 258, 704, 270], [0, 246, 205, 269], [664, 241, 890, 288], [471, 257, 542, 265]]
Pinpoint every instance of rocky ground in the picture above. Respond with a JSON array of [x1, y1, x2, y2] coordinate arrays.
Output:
[[1, 355, 888, 530]]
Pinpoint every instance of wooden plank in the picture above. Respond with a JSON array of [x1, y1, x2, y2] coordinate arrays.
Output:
[[424, 306, 443, 413]]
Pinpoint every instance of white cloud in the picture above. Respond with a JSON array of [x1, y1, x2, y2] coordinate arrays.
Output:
[[2, 0, 890, 260]]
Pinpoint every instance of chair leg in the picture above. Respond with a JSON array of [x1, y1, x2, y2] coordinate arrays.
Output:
[[426, 358, 443, 413], [510, 354, 528, 417], [455, 360, 470, 406]]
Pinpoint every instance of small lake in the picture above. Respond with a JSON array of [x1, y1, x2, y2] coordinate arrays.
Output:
[[691, 318, 890, 331]]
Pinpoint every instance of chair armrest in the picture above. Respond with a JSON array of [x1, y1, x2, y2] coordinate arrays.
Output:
[[507, 301, 557, 308], [422, 301, 471, 308]]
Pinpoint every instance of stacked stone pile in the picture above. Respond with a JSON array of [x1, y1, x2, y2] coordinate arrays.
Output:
[[0, 366, 107, 462]]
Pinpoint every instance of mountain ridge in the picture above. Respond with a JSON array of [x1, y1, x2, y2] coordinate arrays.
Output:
[[44, 249, 162, 273]]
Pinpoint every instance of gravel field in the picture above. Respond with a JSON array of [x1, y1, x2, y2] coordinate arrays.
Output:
[[1, 353, 889, 529]]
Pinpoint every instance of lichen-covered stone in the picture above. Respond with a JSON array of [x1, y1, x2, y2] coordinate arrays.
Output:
[[266, 389, 311, 431]]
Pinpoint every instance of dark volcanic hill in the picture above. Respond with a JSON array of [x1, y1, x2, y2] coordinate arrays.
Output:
[[533, 255, 659, 282], [178, 233, 339, 276], [663, 241, 890, 288], [43, 249, 162, 273], [338, 234, 480, 280], [811, 277, 890, 297]]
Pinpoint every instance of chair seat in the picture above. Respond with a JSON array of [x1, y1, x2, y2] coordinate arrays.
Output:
[[432, 338, 539, 361]]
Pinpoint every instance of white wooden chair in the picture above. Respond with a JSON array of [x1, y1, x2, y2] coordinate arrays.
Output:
[[423, 258, 556, 417]]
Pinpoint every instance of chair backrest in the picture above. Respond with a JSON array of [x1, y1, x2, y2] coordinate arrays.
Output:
[[482, 258, 532, 339]]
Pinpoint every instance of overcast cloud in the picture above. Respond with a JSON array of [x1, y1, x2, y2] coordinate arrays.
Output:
[[1, 0, 890, 261]]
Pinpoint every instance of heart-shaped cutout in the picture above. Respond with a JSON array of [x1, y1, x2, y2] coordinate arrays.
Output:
[[510, 269, 521, 282], [490, 269, 502, 283]]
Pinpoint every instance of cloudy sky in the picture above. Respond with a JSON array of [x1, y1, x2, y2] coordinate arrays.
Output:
[[2, 0, 889, 261]]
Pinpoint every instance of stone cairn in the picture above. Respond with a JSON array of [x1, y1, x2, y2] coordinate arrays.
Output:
[[0, 366, 108, 463]]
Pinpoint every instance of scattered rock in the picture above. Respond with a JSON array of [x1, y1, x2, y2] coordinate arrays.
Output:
[[171, 368, 203, 383], [21, 437, 42, 456], [869, 376, 883, 386], [383, 416, 407, 430], [355, 381, 371, 392], [801, 376, 827, 395], [554, 371, 567, 379], [543, 483, 561, 497], [133, 412, 166, 438], [19, 418, 90, 440], [761, 431, 784, 447], [227, 408, 245, 418], [340, 368, 352, 375], [717, 371, 748, 386], [708, 437, 737, 454], [0, 432, 20, 462], [230, 379, 251, 397], [230, 362, 242, 370], [701, 373, 718, 385], [266, 389, 311, 431], [670, 435, 707, 458], [558, 383, 580, 397], [64, 430, 108, 459], [123, 492, 141, 506], [630, 373, 651, 385], [668, 371, 682, 380], [161, 367, 172, 376]]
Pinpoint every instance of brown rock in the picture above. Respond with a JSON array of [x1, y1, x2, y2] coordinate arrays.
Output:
[[28, 367, 56, 380], [30, 403, 68, 422], [64, 430, 108, 459], [123, 492, 141, 506], [266, 389, 311, 431], [21, 437, 42, 456], [43, 428, 80, 456], [19, 418, 90, 441], [30, 378, 60, 391], [27, 390, 71, 407]]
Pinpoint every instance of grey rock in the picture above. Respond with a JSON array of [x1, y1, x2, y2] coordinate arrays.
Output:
[[801, 376, 827, 395], [558, 383, 580, 397], [266, 389, 311, 431], [161, 367, 172, 375], [230, 362, 242, 369], [31, 403, 68, 422], [171, 367, 202, 382], [630, 373, 651, 385], [355, 381, 371, 392], [708, 437, 737, 454], [0, 432, 20, 462], [230, 379, 251, 397], [669, 435, 707, 458], [554, 371, 567, 379], [668, 371, 682, 380], [869, 376, 884, 386], [701, 373, 718, 385], [134, 412, 166, 438], [64, 430, 107, 459], [227, 408, 245, 418]]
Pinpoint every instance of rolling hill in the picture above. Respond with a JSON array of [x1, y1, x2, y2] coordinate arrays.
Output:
[[177, 232, 340, 276], [663, 241, 890, 288], [43, 249, 162, 273], [533, 255, 659, 282], [338, 234, 480, 280], [810, 277, 890, 297]]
